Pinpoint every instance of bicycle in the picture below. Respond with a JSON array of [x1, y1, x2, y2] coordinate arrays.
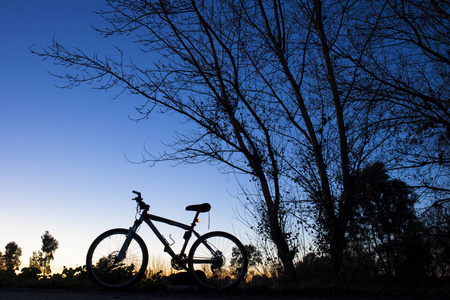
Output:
[[86, 190, 248, 289]]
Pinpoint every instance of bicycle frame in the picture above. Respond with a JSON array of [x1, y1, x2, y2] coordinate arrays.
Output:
[[118, 208, 206, 262], [144, 212, 203, 258]]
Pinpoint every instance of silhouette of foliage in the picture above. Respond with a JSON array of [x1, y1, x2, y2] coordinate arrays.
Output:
[[235, 245, 262, 268], [1, 242, 22, 271], [92, 254, 139, 286], [17, 267, 41, 281], [422, 201, 450, 279], [296, 253, 333, 284], [28, 250, 43, 271], [231, 244, 262, 276], [345, 162, 431, 283], [38, 231, 59, 277]]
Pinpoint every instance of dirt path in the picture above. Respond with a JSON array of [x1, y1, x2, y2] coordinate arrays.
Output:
[[0, 288, 223, 300], [0, 288, 297, 300], [0, 287, 444, 300]]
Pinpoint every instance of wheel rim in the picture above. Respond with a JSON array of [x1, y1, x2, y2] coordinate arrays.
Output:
[[88, 232, 146, 287]]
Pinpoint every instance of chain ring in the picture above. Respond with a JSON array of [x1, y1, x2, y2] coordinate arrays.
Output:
[[171, 254, 188, 270]]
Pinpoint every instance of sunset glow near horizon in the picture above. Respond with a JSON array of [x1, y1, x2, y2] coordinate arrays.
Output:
[[1, 1, 249, 273]]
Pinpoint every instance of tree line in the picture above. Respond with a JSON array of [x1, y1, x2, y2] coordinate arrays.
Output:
[[31, 0, 449, 284], [0, 231, 59, 277]]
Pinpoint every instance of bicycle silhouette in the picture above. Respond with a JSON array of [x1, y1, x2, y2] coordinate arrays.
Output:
[[86, 191, 248, 289]]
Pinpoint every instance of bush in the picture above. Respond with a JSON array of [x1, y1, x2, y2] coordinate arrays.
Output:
[[18, 267, 41, 281]]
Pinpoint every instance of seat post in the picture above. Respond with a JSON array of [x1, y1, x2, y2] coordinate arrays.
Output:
[[190, 211, 200, 228]]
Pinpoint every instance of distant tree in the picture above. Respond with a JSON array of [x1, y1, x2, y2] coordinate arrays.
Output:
[[348, 162, 431, 281], [231, 244, 263, 276], [231, 244, 262, 269], [422, 200, 450, 279], [246, 244, 263, 268], [39, 231, 59, 276], [28, 250, 44, 273], [1, 242, 22, 271]]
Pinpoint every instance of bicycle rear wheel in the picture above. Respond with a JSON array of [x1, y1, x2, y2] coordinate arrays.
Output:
[[86, 228, 148, 288], [188, 231, 247, 289]]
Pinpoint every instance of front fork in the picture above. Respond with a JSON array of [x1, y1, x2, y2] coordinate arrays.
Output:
[[116, 219, 142, 261]]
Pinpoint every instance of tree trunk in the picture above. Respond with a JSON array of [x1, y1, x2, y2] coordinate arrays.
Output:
[[328, 221, 346, 282], [268, 209, 297, 280], [313, 0, 353, 280], [258, 171, 297, 280]]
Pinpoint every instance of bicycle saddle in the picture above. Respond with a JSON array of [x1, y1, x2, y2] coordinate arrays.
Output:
[[186, 203, 211, 213]]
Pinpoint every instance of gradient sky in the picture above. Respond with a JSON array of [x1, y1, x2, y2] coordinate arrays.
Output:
[[1, 1, 248, 273]]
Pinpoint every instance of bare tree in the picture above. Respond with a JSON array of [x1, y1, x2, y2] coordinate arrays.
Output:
[[31, 0, 445, 280], [32, 0, 302, 278], [29, 0, 378, 279], [337, 0, 450, 205]]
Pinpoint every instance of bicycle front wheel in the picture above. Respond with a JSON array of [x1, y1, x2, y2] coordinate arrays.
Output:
[[86, 228, 148, 288], [188, 231, 247, 289]]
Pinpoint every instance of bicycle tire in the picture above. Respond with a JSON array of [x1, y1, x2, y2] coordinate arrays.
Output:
[[188, 231, 248, 289], [86, 228, 148, 288]]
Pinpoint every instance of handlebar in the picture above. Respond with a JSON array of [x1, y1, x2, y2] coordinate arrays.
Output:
[[132, 190, 149, 211]]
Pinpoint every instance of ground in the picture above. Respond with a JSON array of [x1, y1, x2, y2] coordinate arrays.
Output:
[[0, 288, 446, 300]]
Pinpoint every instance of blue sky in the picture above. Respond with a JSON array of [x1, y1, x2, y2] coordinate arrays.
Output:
[[1, 1, 248, 273]]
